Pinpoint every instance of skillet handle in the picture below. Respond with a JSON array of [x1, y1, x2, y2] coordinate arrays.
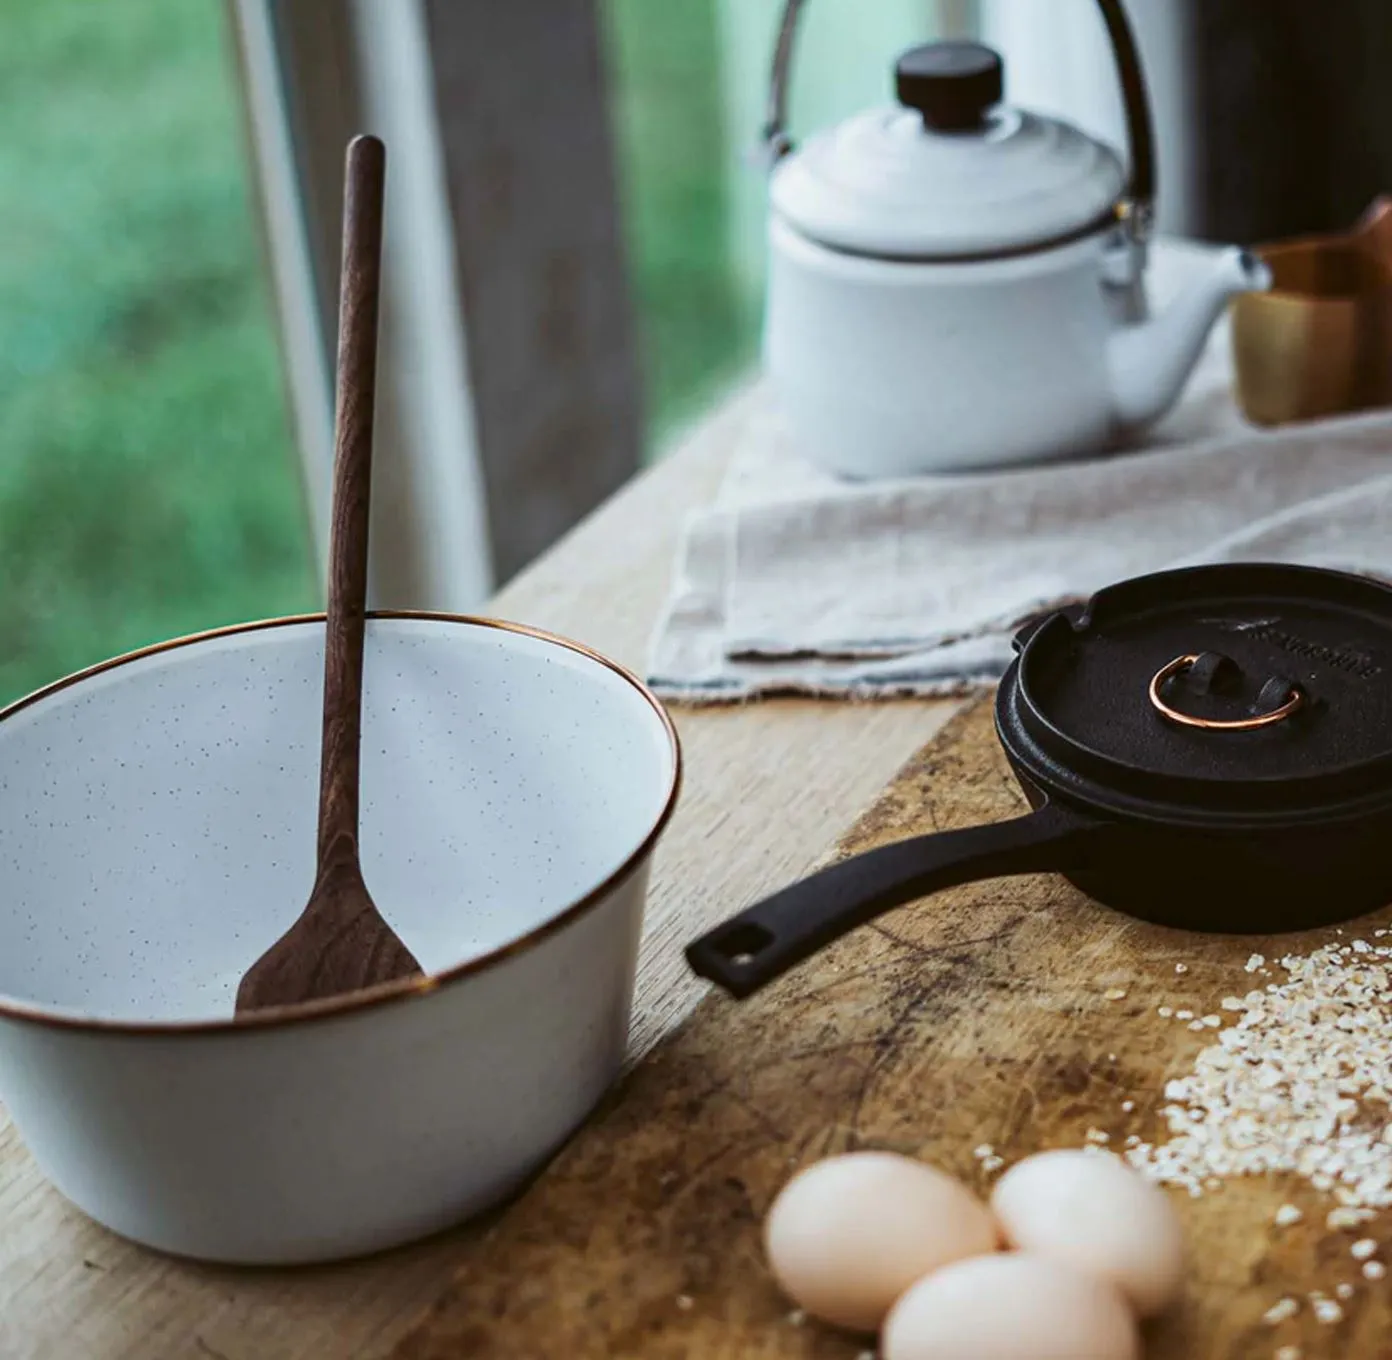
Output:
[[686, 802, 1105, 1000]]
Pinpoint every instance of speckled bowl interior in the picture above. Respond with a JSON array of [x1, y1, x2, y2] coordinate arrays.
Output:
[[0, 616, 677, 1024]]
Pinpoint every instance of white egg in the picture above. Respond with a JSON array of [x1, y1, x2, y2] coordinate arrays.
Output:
[[881, 1252, 1140, 1360], [764, 1151, 998, 1333], [989, 1148, 1185, 1317]]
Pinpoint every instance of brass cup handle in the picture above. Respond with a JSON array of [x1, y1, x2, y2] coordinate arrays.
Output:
[[1149, 654, 1304, 732]]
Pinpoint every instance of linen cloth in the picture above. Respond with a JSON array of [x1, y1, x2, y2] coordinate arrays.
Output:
[[647, 241, 1392, 701]]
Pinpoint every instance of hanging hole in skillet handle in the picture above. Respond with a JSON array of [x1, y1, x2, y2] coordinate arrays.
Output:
[[686, 803, 1106, 1000], [1148, 654, 1304, 731], [706, 922, 776, 969]]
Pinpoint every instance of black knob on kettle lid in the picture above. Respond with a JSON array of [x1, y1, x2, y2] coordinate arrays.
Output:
[[896, 41, 1004, 131]]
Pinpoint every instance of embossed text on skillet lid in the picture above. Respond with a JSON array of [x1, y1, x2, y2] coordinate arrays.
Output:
[[1000, 563, 1392, 824]]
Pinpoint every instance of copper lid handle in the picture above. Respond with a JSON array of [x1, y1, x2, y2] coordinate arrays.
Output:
[[1149, 654, 1304, 732]]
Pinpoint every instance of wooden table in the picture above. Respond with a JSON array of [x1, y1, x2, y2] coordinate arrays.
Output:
[[0, 382, 959, 1360]]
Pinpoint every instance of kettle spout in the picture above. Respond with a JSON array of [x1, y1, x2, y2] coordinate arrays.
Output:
[[1107, 247, 1272, 430]]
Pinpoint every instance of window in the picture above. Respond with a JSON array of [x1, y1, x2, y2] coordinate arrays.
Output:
[[0, 0, 313, 704], [603, 0, 959, 448], [7, 0, 1120, 700]]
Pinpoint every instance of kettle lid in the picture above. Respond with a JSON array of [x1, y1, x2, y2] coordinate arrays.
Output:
[[770, 41, 1128, 261]]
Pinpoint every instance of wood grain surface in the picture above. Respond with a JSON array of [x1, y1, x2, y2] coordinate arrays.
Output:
[[393, 698, 1392, 1360]]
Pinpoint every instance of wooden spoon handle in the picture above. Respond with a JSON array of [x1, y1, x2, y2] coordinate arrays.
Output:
[[319, 135, 386, 866]]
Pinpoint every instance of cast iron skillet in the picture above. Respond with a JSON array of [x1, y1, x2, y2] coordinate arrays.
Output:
[[687, 563, 1392, 1000]]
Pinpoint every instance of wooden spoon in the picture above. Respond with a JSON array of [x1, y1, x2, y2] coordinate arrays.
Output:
[[236, 135, 423, 1014]]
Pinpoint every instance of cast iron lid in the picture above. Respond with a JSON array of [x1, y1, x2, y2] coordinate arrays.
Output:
[[996, 563, 1392, 827]]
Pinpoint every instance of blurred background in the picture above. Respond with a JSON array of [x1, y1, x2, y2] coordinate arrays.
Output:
[[0, 0, 1386, 703]]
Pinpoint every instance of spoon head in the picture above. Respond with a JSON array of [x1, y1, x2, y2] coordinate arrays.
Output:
[[235, 861, 423, 1014]]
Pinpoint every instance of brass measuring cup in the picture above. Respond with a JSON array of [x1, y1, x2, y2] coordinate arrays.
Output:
[[1232, 196, 1392, 427]]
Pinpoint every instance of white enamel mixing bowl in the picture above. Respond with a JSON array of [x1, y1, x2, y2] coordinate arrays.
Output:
[[0, 614, 679, 1263]]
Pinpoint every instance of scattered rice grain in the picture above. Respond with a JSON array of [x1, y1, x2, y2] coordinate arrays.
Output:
[[1327, 1206, 1373, 1230], [1128, 939, 1392, 1211]]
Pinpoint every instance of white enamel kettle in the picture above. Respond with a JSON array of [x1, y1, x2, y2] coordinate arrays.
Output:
[[761, 0, 1272, 478]]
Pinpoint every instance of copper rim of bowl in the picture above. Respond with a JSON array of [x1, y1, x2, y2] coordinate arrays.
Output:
[[0, 612, 682, 1037]]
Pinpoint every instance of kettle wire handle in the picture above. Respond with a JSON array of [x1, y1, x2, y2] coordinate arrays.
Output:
[[760, 0, 1156, 244], [759, 0, 807, 166]]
